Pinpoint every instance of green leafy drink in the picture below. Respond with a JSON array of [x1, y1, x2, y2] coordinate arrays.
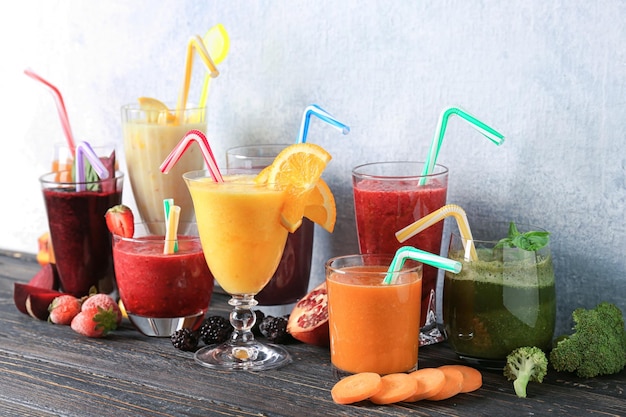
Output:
[[443, 223, 556, 367]]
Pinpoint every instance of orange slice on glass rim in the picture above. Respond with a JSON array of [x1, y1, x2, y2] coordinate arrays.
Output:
[[303, 178, 336, 233], [257, 143, 332, 233]]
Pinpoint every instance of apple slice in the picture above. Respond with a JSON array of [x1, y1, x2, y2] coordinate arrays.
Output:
[[26, 292, 63, 321], [14, 283, 63, 316], [27, 263, 60, 290]]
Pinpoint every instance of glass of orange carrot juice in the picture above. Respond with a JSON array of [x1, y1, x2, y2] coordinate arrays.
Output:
[[326, 254, 422, 376]]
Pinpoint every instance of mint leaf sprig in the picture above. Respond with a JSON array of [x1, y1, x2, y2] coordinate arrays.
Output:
[[494, 222, 550, 251]]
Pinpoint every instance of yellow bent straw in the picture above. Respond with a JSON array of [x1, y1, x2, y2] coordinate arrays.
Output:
[[198, 24, 230, 109], [176, 34, 220, 120], [395, 204, 478, 262]]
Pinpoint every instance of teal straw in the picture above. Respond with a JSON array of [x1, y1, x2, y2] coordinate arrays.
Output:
[[419, 106, 505, 185], [296, 104, 350, 143], [383, 246, 462, 285], [163, 198, 178, 252]]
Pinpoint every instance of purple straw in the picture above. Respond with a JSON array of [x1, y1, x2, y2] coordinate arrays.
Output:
[[75, 141, 110, 191]]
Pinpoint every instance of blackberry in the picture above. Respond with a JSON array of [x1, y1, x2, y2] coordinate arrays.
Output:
[[259, 315, 294, 344], [199, 315, 232, 345], [171, 328, 199, 352]]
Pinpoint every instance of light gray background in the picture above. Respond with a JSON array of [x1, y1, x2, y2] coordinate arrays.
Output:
[[1, 1, 624, 337]]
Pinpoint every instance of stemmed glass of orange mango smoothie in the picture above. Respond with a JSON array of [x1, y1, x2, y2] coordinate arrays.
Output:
[[163, 131, 334, 371]]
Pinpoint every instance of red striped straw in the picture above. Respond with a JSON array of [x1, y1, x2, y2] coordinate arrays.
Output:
[[24, 68, 76, 156], [159, 129, 223, 182]]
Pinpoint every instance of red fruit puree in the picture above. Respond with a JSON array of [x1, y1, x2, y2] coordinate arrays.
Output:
[[113, 237, 214, 318], [43, 187, 122, 296], [353, 179, 447, 326]]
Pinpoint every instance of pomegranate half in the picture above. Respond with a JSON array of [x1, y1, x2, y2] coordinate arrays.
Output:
[[287, 282, 329, 347]]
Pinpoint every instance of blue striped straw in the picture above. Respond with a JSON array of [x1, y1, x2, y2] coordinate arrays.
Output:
[[296, 104, 350, 144], [383, 246, 462, 285]]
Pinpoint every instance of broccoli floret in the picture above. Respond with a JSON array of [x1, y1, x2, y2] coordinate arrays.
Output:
[[503, 346, 548, 398], [549, 302, 626, 378]]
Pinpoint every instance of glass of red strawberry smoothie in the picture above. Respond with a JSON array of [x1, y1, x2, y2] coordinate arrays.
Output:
[[352, 161, 448, 346], [40, 168, 124, 297], [111, 222, 214, 337]]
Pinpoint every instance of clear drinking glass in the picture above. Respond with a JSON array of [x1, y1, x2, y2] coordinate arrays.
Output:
[[121, 103, 207, 234], [226, 144, 314, 316], [184, 169, 292, 371], [39, 170, 124, 296], [326, 254, 422, 376], [443, 224, 556, 369], [352, 161, 448, 346], [112, 222, 214, 337]]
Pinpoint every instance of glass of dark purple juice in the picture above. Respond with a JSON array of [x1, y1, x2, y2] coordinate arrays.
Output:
[[226, 144, 314, 317], [39, 169, 124, 297]]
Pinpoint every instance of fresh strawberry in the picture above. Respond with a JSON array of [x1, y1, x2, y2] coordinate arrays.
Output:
[[70, 304, 119, 338], [49, 294, 81, 325], [81, 293, 122, 325], [105, 204, 134, 238]]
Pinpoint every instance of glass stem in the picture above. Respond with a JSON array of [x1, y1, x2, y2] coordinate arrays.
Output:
[[228, 294, 258, 345]]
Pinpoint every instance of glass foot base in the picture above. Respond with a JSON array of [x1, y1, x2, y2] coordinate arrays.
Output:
[[194, 341, 292, 371], [127, 311, 205, 337], [419, 322, 447, 346], [457, 355, 506, 370]]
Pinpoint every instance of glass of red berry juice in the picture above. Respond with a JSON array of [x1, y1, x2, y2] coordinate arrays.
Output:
[[111, 222, 214, 337], [226, 144, 314, 317], [352, 161, 448, 346], [39, 169, 124, 297]]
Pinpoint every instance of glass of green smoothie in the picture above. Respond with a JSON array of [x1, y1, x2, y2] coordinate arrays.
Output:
[[442, 222, 556, 369]]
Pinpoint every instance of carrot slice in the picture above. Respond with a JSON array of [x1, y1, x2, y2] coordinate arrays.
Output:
[[331, 372, 382, 405], [369, 373, 418, 405], [425, 366, 464, 401], [405, 367, 447, 402], [439, 365, 483, 393]]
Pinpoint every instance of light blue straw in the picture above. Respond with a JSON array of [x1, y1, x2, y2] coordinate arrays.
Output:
[[75, 141, 110, 192], [296, 104, 350, 144], [419, 106, 505, 185], [383, 246, 462, 285]]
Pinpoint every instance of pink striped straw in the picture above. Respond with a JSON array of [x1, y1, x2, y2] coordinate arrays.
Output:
[[24, 68, 76, 156], [75, 141, 110, 192], [159, 129, 223, 182]]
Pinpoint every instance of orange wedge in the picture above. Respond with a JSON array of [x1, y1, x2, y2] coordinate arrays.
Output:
[[259, 143, 332, 233], [137, 97, 176, 124], [304, 178, 336, 233]]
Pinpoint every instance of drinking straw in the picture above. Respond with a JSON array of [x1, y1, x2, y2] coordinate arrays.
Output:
[[419, 106, 505, 185], [176, 34, 220, 119], [164, 204, 181, 255], [24, 68, 76, 156], [296, 104, 350, 144], [75, 141, 110, 192], [198, 24, 230, 109], [163, 198, 179, 252], [383, 246, 462, 285], [395, 204, 478, 261], [160, 129, 224, 182]]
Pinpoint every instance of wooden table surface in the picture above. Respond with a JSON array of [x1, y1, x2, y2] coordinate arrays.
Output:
[[1, 249, 624, 416]]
